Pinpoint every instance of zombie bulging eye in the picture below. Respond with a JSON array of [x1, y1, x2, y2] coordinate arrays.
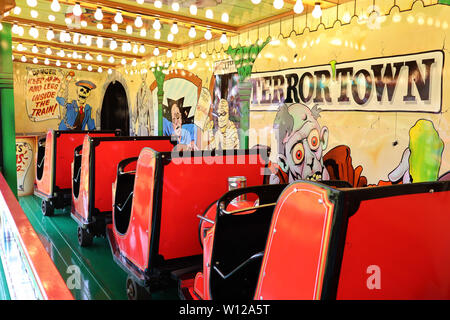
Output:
[[308, 129, 320, 151], [291, 143, 304, 165]]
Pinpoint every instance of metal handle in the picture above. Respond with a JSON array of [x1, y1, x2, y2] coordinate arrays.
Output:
[[119, 170, 136, 175], [197, 214, 215, 225], [219, 202, 277, 215]]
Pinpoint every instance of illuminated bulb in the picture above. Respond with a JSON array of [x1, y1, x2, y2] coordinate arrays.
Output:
[[154, 0, 162, 8], [135, 16, 143, 28], [56, 60, 61, 66], [81, 20, 87, 27], [189, 52, 194, 59], [108, 69, 112, 74], [33, 57, 38, 64], [77, 64, 82, 70], [111, 24, 118, 32], [13, 6, 21, 15], [188, 26, 196, 38], [153, 47, 160, 56], [94, 7, 103, 21], [312, 2, 322, 18], [87, 65, 92, 71], [167, 33, 174, 42], [206, 9, 213, 19], [220, 33, 227, 44], [114, 11, 123, 24], [73, 3, 82, 16], [97, 67, 102, 73], [17, 43, 24, 51], [166, 49, 172, 58], [32, 45, 38, 53], [133, 44, 138, 54], [97, 23, 103, 30], [201, 52, 206, 59], [44, 58, 50, 65], [132, 59, 137, 67], [58, 49, 65, 57], [60, 31, 66, 42], [154, 30, 161, 39], [96, 37, 103, 48], [85, 53, 92, 60], [294, 0, 304, 14], [110, 39, 117, 50], [18, 26, 24, 36], [251, 0, 261, 4], [45, 47, 52, 55], [153, 19, 161, 30], [30, 10, 38, 18], [108, 56, 115, 63], [121, 58, 126, 65], [66, 62, 71, 68], [73, 33, 80, 45], [140, 28, 147, 37], [172, 2, 180, 11], [126, 25, 133, 34], [12, 23, 19, 34], [221, 13, 229, 23], [136, 0, 144, 4], [96, 54, 103, 62], [72, 51, 78, 59], [85, 36, 92, 46], [48, 14, 56, 21], [29, 26, 39, 39], [139, 44, 145, 53], [204, 29, 212, 40], [121, 42, 127, 52], [65, 32, 71, 42], [65, 17, 72, 25], [26, 0, 37, 8], [171, 23, 178, 34], [273, 0, 284, 9], [190, 4, 197, 15], [51, 0, 61, 11]]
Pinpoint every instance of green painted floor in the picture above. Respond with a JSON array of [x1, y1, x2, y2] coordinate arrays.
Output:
[[19, 195, 178, 300]]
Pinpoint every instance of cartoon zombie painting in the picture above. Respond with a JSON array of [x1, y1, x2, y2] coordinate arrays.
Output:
[[57, 75, 96, 130], [270, 103, 330, 184], [214, 99, 239, 150]]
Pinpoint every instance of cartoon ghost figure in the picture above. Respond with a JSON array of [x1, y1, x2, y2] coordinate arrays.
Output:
[[270, 103, 330, 184]]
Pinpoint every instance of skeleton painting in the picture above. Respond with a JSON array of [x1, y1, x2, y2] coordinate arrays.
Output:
[[57, 72, 96, 130]]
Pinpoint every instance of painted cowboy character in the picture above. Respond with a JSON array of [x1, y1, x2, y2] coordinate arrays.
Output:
[[57, 80, 96, 130]]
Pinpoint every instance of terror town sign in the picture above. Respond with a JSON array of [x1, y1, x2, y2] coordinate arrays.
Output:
[[250, 51, 443, 113]]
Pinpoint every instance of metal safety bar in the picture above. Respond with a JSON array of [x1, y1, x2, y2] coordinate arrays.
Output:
[[197, 214, 215, 225], [219, 202, 277, 215]]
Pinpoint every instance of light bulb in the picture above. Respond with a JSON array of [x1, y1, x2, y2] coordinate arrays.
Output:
[[189, 26, 196, 38], [132, 59, 137, 67], [73, 33, 80, 45], [172, 2, 180, 11], [121, 42, 127, 52], [221, 13, 229, 23], [190, 4, 197, 15], [126, 25, 133, 34], [81, 20, 87, 27], [135, 16, 143, 28], [85, 36, 92, 46], [98, 67, 102, 73], [140, 28, 147, 37], [220, 33, 227, 44], [12, 23, 19, 34], [58, 49, 65, 57], [94, 7, 103, 21], [73, 51, 78, 59], [167, 33, 174, 42], [97, 54, 103, 61], [32, 45, 38, 53], [26, 0, 37, 8], [153, 19, 161, 30], [204, 29, 212, 40], [77, 64, 82, 70], [153, 47, 160, 56], [108, 69, 112, 74], [65, 17, 72, 25], [88, 65, 92, 71], [293, 0, 304, 14], [44, 58, 50, 65], [30, 10, 38, 18], [21, 55, 27, 62], [29, 26, 39, 39], [251, 0, 261, 4], [48, 14, 56, 21], [110, 39, 117, 50], [59, 30, 66, 42], [18, 26, 24, 36], [154, 30, 161, 39], [206, 9, 213, 19], [171, 23, 178, 34], [17, 43, 24, 51], [67, 62, 71, 68], [111, 24, 118, 32], [136, 0, 144, 4], [33, 57, 38, 64], [108, 56, 115, 63], [273, 0, 284, 10], [56, 60, 61, 66], [121, 58, 126, 65], [13, 6, 21, 15], [139, 44, 145, 53], [96, 37, 103, 48], [166, 49, 172, 58], [45, 47, 52, 55], [114, 11, 123, 24], [97, 23, 103, 30], [154, 0, 162, 8], [312, 2, 322, 18], [189, 52, 194, 59], [73, 3, 82, 17], [133, 44, 138, 54]]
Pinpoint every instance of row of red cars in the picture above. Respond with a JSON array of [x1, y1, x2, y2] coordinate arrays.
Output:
[[34, 130, 450, 300]]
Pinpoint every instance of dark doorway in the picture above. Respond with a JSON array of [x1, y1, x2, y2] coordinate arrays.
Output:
[[101, 81, 129, 134]]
